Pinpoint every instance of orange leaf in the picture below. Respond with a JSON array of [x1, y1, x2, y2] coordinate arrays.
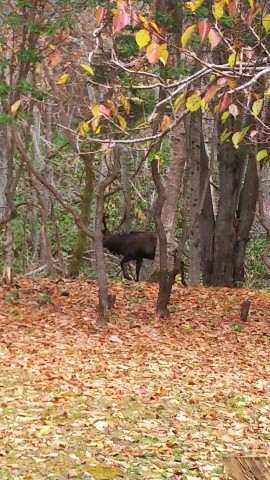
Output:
[[146, 43, 161, 64], [96, 6, 107, 24], [160, 115, 172, 131]]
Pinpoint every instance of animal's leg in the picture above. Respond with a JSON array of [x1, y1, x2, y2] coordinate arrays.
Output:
[[120, 257, 133, 280], [135, 258, 143, 282]]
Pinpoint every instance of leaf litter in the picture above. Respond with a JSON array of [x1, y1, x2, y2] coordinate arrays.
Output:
[[0, 278, 269, 479]]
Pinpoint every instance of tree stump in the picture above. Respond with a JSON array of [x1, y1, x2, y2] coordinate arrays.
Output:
[[223, 455, 270, 480]]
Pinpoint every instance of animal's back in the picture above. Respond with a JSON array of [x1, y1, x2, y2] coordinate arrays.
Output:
[[103, 231, 157, 259], [124, 232, 157, 259]]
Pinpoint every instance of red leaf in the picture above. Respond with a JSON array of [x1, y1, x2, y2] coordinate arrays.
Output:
[[198, 20, 211, 43], [208, 28, 221, 49], [218, 93, 231, 113], [99, 104, 111, 116], [130, 10, 139, 27], [246, 7, 256, 27], [204, 84, 220, 104], [112, 5, 131, 34]]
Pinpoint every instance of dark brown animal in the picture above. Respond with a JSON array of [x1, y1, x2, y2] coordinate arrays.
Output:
[[103, 231, 157, 282]]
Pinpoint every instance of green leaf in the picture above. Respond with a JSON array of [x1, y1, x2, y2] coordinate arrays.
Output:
[[256, 149, 268, 162], [221, 111, 230, 122], [252, 99, 263, 117], [181, 25, 196, 48], [228, 52, 239, 68], [173, 93, 185, 113], [262, 14, 270, 33], [232, 127, 249, 149], [220, 128, 232, 143]]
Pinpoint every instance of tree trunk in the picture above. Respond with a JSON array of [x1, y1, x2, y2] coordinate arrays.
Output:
[[162, 120, 187, 271], [0, 127, 8, 225], [2, 223, 14, 285], [50, 201, 66, 275], [31, 107, 54, 274], [223, 455, 270, 480], [233, 151, 258, 283], [151, 157, 170, 317], [120, 148, 132, 232], [199, 135, 215, 286], [68, 154, 94, 277], [1, 124, 16, 282], [94, 148, 120, 323], [189, 111, 201, 285], [149, 0, 185, 281], [211, 141, 243, 286]]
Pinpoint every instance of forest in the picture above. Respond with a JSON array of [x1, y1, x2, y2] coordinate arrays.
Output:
[[0, 0, 270, 479]]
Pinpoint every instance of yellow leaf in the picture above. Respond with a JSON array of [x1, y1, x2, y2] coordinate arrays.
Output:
[[79, 121, 90, 136], [130, 96, 144, 104], [264, 88, 270, 96], [252, 98, 263, 117], [139, 14, 149, 28], [56, 73, 69, 85], [80, 63, 94, 76], [159, 43, 169, 65], [149, 21, 160, 33], [185, 0, 205, 12], [91, 117, 101, 134], [91, 117, 101, 135], [106, 100, 117, 115], [262, 14, 270, 33], [228, 52, 239, 68], [49, 44, 55, 50], [136, 208, 146, 221], [91, 104, 100, 117], [116, 114, 126, 130], [118, 95, 130, 114], [181, 25, 196, 48], [186, 93, 201, 112], [173, 93, 185, 113], [135, 29, 150, 49], [220, 128, 232, 143], [200, 98, 208, 109], [11, 100, 22, 114], [40, 426, 51, 435], [256, 149, 268, 162], [232, 127, 249, 149], [228, 80, 236, 89], [212, 0, 226, 19]]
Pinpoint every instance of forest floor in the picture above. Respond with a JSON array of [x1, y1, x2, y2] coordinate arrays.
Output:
[[0, 278, 269, 480]]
